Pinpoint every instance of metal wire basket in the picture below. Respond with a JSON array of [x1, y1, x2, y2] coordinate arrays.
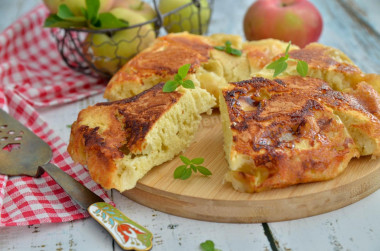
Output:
[[50, 0, 214, 78]]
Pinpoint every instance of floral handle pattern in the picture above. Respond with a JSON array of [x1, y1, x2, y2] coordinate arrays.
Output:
[[88, 202, 153, 251]]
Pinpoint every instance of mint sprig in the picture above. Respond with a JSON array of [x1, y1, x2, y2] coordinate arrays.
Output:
[[200, 240, 221, 251], [173, 156, 212, 180], [163, 64, 195, 92], [266, 41, 308, 78], [44, 0, 129, 29], [214, 41, 242, 56]]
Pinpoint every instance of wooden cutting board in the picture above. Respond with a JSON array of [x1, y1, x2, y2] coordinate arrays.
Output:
[[123, 111, 380, 223]]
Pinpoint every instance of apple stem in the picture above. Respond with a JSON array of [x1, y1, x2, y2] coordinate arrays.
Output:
[[281, 0, 295, 7]]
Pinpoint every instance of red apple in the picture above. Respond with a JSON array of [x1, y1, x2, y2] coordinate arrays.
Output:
[[243, 0, 323, 48]]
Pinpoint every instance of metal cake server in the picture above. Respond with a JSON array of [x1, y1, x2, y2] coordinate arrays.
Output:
[[0, 109, 152, 251]]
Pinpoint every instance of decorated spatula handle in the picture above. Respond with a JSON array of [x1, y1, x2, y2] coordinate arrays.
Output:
[[88, 202, 153, 251]]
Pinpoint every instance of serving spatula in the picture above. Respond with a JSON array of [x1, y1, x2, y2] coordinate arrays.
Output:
[[0, 109, 152, 251]]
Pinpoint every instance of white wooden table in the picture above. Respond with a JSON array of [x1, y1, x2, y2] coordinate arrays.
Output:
[[1, 0, 379, 250]]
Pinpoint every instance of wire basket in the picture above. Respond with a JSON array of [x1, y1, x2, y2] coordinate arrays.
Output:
[[50, 0, 214, 79]]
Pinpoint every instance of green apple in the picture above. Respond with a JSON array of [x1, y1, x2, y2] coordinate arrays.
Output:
[[85, 7, 156, 75], [43, 0, 114, 15], [158, 0, 210, 34], [111, 0, 156, 21]]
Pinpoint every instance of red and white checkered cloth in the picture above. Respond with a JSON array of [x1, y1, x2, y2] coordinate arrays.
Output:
[[0, 5, 112, 226]]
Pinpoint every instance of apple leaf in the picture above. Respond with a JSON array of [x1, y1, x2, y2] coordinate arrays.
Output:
[[57, 4, 74, 19], [43, 14, 85, 28], [163, 80, 179, 92], [80, 7, 88, 19], [297, 60, 309, 77], [97, 13, 129, 29], [86, 0, 100, 24]]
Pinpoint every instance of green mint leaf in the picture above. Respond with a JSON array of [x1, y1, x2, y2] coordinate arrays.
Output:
[[266, 57, 286, 70], [174, 74, 182, 82], [57, 4, 74, 19], [190, 164, 197, 172], [230, 48, 242, 56], [178, 64, 191, 79], [180, 168, 192, 180], [86, 0, 100, 24], [66, 124, 72, 128], [273, 61, 288, 78], [174, 165, 187, 179], [191, 157, 204, 165], [98, 13, 129, 29], [163, 80, 179, 92], [267, 41, 308, 78], [225, 46, 232, 54], [296, 60, 308, 77], [180, 155, 191, 165], [200, 240, 216, 251], [196, 166, 212, 176], [182, 79, 195, 89], [214, 41, 242, 57], [214, 46, 225, 51], [285, 41, 291, 55]]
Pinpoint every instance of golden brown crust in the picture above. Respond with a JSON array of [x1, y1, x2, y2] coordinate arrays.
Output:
[[68, 83, 183, 189], [221, 76, 377, 192], [104, 33, 212, 100], [288, 43, 361, 74], [243, 39, 299, 72]]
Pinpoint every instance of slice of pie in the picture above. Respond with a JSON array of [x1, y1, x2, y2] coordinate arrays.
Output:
[[104, 32, 292, 104], [219, 76, 380, 192], [68, 84, 215, 191]]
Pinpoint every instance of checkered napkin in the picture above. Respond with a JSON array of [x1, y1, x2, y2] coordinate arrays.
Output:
[[0, 5, 112, 226]]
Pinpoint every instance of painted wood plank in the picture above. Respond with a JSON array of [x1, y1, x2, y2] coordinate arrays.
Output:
[[268, 192, 380, 251], [0, 219, 113, 251], [0, 0, 41, 32], [1, 0, 380, 251], [112, 192, 271, 251]]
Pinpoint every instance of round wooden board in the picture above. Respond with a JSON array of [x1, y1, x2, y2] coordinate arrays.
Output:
[[122, 111, 380, 223]]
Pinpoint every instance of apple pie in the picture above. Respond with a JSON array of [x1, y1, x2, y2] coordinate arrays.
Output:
[[68, 84, 215, 191], [219, 76, 380, 192]]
